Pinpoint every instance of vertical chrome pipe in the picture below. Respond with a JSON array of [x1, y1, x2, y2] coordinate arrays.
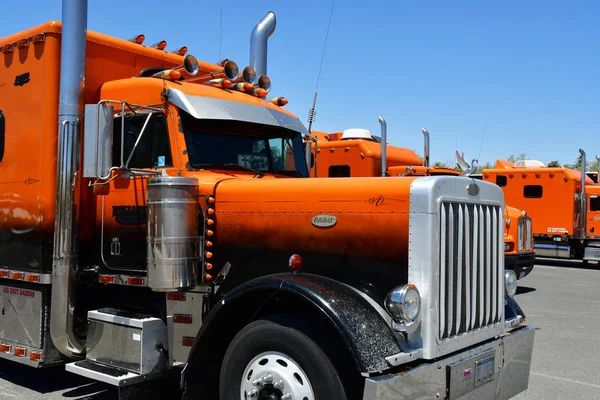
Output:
[[579, 149, 587, 238], [379, 116, 387, 176], [422, 128, 430, 168], [250, 11, 276, 78], [50, 0, 88, 358]]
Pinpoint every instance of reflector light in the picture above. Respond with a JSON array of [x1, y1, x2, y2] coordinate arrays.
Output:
[[99, 275, 115, 284], [182, 337, 195, 347], [252, 88, 268, 98], [268, 97, 288, 107], [14, 347, 26, 357], [152, 69, 182, 81], [203, 78, 233, 89], [151, 40, 167, 50], [0, 344, 11, 353], [30, 351, 43, 361], [31, 34, 46, 43], [173, 314, 192, 324], [11, 271, 24, 280], [26, 273, 40, 283], [0, 270, 8, 278], [167, 292, 186, 301], [127, 277, 144, 286], [288, 254, 302, 272], [16, 39, 29, 48], [129, 34, 145, 45]]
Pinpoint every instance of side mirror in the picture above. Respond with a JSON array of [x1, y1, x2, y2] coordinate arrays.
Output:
[[83, 103, 114, 179]]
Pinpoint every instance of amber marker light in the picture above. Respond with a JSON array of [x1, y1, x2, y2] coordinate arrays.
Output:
[[268, 97, 288, 106], [288, 254, 303, 272], [171, 46, 188, 55], [151, 40, 167, 50], [129, 34, 145, 44]]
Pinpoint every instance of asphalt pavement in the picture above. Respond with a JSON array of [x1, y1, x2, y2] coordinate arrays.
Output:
[[0, 258, 599, 400]]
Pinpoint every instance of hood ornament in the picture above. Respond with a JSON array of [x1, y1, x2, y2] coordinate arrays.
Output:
[[455, 150, 478, 177]]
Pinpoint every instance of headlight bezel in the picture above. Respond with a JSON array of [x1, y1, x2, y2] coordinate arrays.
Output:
[[504, 269, 518, 298], [384, 284, 422, 333]]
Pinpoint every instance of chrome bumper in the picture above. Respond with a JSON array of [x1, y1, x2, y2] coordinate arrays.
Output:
[[363, 325, 535, 400]]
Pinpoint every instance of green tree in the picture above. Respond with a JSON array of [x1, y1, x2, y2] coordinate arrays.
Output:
[[475, 161, 493, 174], [507, 153, 527, 163], [547, 160, 561, 167]]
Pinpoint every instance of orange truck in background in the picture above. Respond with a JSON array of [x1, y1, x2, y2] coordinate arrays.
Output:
[[478, 152, 600, 263], [306, 123, 535, 279], [0, 2, 534, 399]]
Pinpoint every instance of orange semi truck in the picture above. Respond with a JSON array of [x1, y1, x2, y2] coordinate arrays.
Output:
[[0, 2, 534, 399], [478, 152, 600, 263], [307, 125, 536, 279]]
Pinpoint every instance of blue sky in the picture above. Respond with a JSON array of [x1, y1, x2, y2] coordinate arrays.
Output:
[[2, 1, 599, 166]]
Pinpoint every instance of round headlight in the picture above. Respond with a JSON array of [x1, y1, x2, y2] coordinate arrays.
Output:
[[504, 270, 517, 298], [384, 284, 421, 322]]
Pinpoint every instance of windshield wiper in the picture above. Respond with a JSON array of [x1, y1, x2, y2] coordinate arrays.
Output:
[[273, 170, 306, 178], [198, 163, 264, 178]]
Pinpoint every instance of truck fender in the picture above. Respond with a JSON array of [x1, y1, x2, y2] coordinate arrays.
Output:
[[182, 273, 403, 393]]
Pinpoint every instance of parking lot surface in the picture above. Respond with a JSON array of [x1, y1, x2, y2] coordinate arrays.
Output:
[[0, 259, 598, 399]]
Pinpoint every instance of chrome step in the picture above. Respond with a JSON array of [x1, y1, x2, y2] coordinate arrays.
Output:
[[65, 359, 164, 387]]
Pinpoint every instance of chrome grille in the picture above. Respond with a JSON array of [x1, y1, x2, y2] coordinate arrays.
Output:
[[518, 217, 525, 252], [439, 202, 504, 341], [525, 217, 533, 250]]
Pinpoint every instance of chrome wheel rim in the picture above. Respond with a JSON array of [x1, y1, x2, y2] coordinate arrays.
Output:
[[240, 351, 315, 400]]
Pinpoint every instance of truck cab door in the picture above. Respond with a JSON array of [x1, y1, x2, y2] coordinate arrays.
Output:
[[96, 111, 174, 272]]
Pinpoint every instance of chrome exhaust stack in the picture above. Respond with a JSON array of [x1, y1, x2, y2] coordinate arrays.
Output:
[[379, 116, 387, 177], [579, 149, 587, 238], [422, 128, 430, 168], [249, 11, 276, 78], [50, 0, 88, 358]]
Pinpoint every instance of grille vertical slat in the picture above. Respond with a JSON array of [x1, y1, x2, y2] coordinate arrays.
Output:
[[491, 207, 498, 323], [464, 205, 471, 331], [485, 207, 491, 325], [456, 206, 463, 334], [470, 205, 478, 330], [439, 201, 503, 341], [478, 205, 484, 328], [440, 205, 447, 339], [447, 204, 454, 337], [497, 211, 504, 319]]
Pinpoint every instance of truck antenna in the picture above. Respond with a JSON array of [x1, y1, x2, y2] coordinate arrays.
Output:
[[219, 8, 223, 60], [307, 0, 336, 134], [477, 124, 487, 161]]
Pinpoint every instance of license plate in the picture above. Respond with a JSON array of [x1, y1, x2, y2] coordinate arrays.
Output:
[[475, 353, 495, 387]]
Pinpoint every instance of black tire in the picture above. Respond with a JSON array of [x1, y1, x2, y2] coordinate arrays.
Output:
[[219, 316, 352, 400]]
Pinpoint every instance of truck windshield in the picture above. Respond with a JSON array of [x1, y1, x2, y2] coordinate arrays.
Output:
[[180, 112, 308, 177]]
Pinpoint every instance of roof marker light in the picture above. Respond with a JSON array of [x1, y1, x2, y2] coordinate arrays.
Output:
[[151, 40, 167, 50], [31, 34, 46, 43], [268, 97, 288, 106], [16, 38, 29, 48], [171, 46, 188, 56], [129, 34, 145, 45]]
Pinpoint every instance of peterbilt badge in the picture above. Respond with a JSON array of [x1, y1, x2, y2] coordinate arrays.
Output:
[[467, 183, 480, 196], [311, 214, 337, 228]]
